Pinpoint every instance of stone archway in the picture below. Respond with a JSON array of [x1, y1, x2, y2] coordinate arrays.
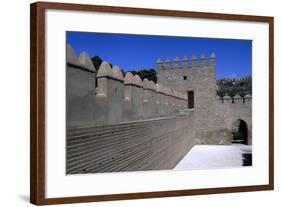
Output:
[[232, 119, 248, 144]]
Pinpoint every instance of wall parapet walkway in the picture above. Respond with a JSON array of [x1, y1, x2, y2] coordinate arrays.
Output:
[[66, 113, 195, 174]]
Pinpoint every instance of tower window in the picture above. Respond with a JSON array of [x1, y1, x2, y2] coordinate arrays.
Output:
[[183, 76, 187, 80], [188, 91, 194, 109]]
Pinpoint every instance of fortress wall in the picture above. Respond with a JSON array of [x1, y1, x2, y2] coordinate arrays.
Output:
[[157, 55, 217, 144], [156, 91, 165, 116], [66, 45, 97, 127], [66, 112, 195, 174], [156, 55, 216, 93], [66, 44, 253, 174], [156, 54, 252, 145], [132, 77, 145, 120], [66, 45, 188, 128], [213, 97, 252, 144], [108, 75, 124, 125]]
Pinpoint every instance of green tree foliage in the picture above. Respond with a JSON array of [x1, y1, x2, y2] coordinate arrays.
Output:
[[127, 69, 157, 83], [91, 56, 103, 71], [216, 76, 252, 98], [91, 55, 157, 83], [91, 55, 114, 71]]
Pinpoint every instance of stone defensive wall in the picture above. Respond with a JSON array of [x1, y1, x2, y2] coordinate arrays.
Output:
[[66, 45, 188, 128], [214, 94, 252, 144], [157, 54, 217, 145], [66, 44, 252, 173], [156, 54, 216, 92], [66, 45, 194, 173], [216, 94, 252, 105], [156, 53, 252, 146], [156, 54, 216, 70], [66, 114, 195, 174]]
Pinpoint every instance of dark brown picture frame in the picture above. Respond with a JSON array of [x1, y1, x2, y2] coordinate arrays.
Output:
[[30, 1, 274, 205]]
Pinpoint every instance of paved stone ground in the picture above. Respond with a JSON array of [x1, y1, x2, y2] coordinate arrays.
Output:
[[174, 144, 252, 170]]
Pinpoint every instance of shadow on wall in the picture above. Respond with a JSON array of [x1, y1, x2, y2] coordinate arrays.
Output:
[[232, 119, 249, 144], [242, 153, 252, 166]]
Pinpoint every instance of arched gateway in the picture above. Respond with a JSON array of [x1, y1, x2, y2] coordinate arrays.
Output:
[[232, 119, 248, 144]]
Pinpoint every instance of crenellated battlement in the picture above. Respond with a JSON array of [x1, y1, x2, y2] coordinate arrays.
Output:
[[216, 93, 252, 104], [67, 44, 187, 101], [156, 53, 216, 97], [66, 44, 96, 72], [66, 44, 189, 127], [66, 44, 251, 145], [157, 53, 216, 70], [66, 43, 253, 174]]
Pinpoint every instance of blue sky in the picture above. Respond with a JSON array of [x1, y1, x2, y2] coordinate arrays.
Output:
[[67, 32, 252, 79]]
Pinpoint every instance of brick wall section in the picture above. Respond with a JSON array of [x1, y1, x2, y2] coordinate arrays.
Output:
[[67, 113, 195, 174]]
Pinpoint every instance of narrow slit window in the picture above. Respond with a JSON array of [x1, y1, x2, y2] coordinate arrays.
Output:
[[188, 91, 194, 109]]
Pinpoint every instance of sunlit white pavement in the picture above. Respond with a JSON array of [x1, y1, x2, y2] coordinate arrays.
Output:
[[174, 144, 252, 170]]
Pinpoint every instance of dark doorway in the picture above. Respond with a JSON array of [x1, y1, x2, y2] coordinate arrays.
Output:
[[232, 119, 248, 144], [187, 91, 194, 109]]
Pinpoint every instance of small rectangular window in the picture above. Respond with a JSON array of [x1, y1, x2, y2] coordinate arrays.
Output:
[[183, 76, 187, 80], [188, 91, 194, 109]]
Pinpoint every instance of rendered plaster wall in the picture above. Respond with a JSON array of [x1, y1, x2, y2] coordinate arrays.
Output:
[[66, 45, 188, 128], [66, 47, 97, 128]]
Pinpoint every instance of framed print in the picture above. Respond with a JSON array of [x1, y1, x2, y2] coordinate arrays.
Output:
[[30, 1, 274, 205]]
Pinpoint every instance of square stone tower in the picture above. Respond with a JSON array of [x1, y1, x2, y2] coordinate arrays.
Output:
[[157, 54, 217, 143]]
